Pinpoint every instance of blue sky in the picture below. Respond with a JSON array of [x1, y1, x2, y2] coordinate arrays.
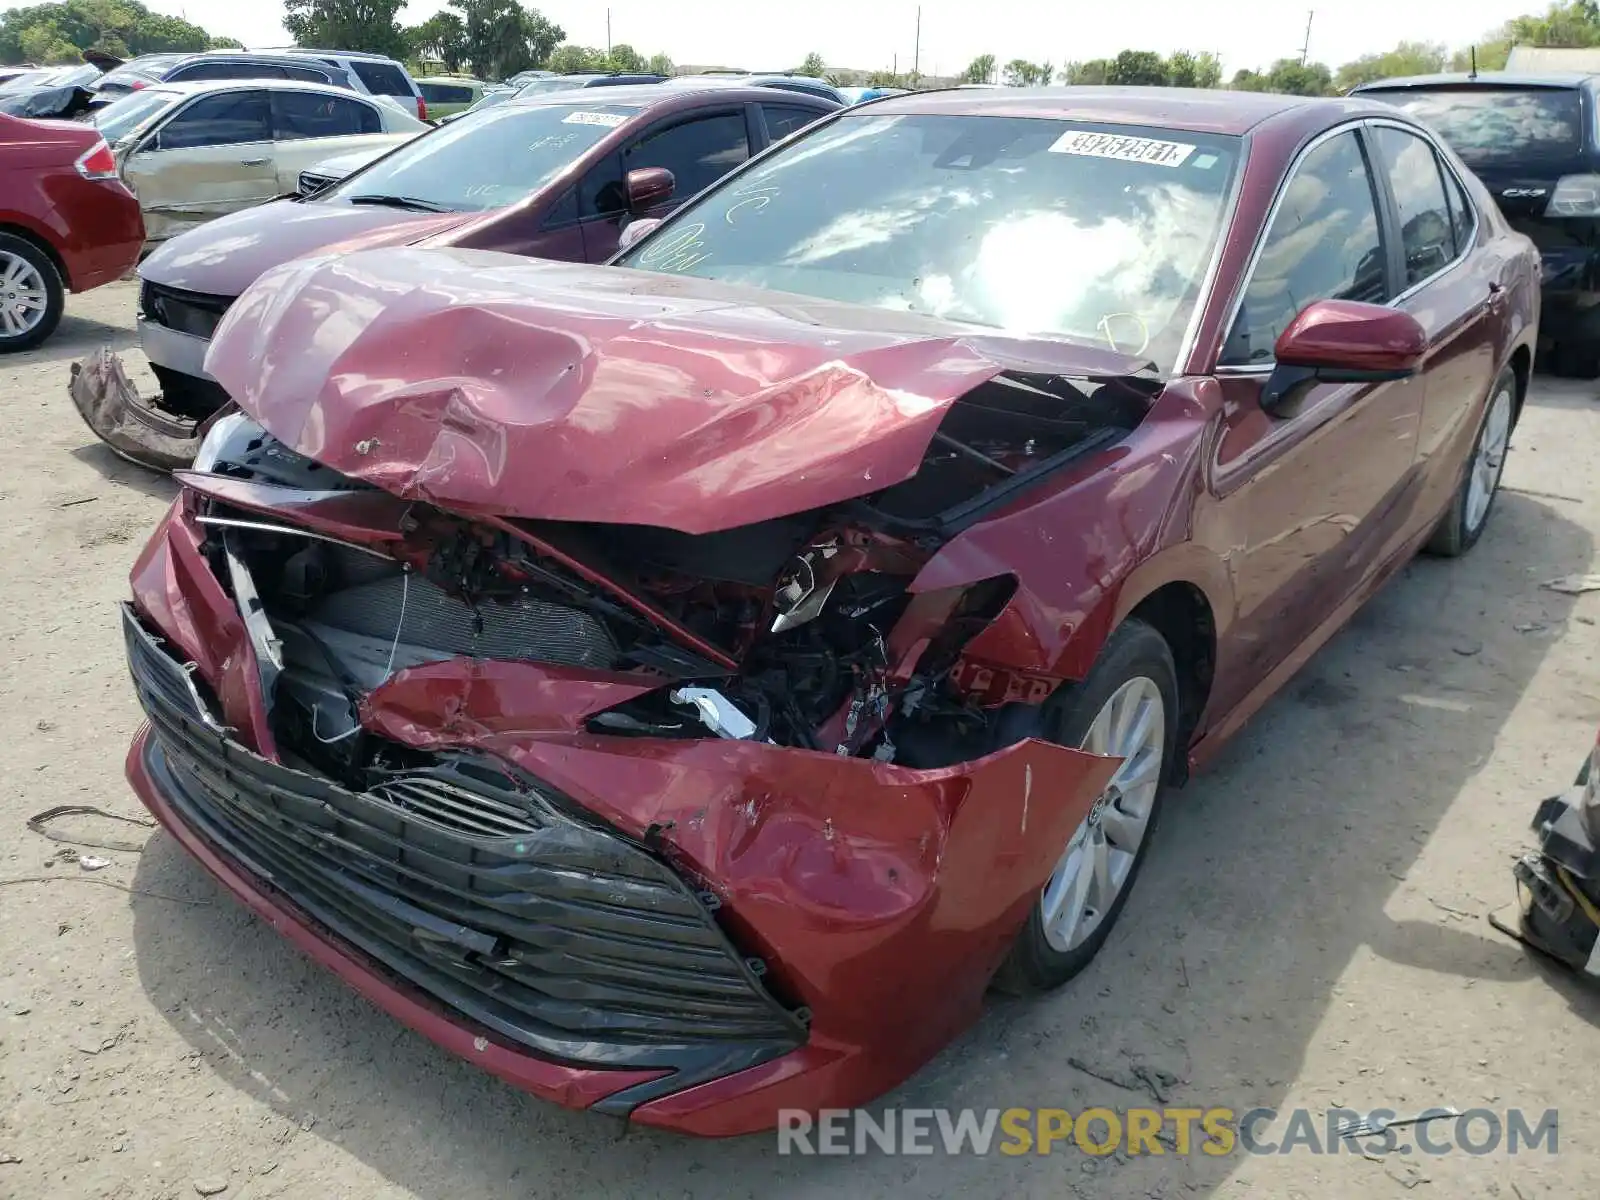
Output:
[[155, 0, 1535, 77]]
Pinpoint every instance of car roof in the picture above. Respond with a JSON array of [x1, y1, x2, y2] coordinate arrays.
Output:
[[862, 85, 1369, 135], [503, 83, 834, 111], [278, 48, 403, 62], [416, 75, 483, 84], [139, 78, 387, 100], [1351, 71, 1597, 91]]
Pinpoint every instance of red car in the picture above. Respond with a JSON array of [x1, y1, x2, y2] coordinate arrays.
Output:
[[0, 112, 143, 351], [116, 88, 1538, 1135], [70, 84, 837, 468]]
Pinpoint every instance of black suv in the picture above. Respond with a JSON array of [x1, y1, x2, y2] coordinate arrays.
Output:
[[1354, 72, 1600, 375]]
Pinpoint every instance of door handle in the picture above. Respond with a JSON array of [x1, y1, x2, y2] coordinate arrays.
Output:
[[238, 157, 268, 166]]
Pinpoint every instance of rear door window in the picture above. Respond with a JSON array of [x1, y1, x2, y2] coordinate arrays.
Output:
[[350, 60, 414, 97], [624, 111, 750, 200], [1443, 167, 1477, 253], [1373, 126, 1457, 287], [1364, 86, 1584, 164], [273, 90, 381, 139], [420, 82, 474, 105], [1222, 129, 1388, 365], [157, 90, 273, 150], [283, 64, 339, 85], [762, 104, 822, 140]]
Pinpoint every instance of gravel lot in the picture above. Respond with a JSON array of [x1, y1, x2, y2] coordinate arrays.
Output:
[[2, 281, 1600, 1199]]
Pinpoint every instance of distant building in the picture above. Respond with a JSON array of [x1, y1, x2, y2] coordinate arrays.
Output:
[[1504, 45, 1600, 73]]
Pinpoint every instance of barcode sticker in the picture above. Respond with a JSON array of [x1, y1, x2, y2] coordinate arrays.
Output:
[[563, 111, 628, 128], [1049, 130, 1197, 167]]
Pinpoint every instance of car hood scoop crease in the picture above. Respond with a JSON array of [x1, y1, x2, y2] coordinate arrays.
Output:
[[206, 246, 1156, 535]]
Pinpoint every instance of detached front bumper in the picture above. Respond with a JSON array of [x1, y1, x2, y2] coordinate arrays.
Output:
[[122, 501, 1116, 1135], [68, 347, 200, 472]]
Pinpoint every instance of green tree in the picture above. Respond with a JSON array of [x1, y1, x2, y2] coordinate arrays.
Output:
[[1335, 40, 1447, 90], [406, 11, 466, 71], [283, 0, 407, 62], [1509, 0, 1600, 44], [963, 53, 995, 83], [645, 51, 672, 75], [607, 42, 644, 71], [1, 0, 214, 65], [1002, 58, 1050, 85], [208, 35, 243, 49], [1166, 50, 1222, 87], [1105, 49, 1168, 85], [1264, 57, 1335, 94], [1230, 67, 1267, 91], [1060, 59, 1110, 84], [547, 43, 601, 74], [449, 0, 563, 78], [798, 50, 826, 77]]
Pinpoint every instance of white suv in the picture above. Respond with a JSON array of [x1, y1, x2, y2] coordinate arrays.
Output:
[[264, 49, 428, 122]]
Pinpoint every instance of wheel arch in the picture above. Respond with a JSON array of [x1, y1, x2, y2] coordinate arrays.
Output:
[[0, 220, 70, 292]]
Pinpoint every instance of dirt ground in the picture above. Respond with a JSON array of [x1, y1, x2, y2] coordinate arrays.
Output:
[[2, 282, 1599, 1199]]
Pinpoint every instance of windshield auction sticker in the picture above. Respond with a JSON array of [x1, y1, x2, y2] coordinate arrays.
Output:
[[1049, 130, 1196, 167], [563, 111, 628, 128]]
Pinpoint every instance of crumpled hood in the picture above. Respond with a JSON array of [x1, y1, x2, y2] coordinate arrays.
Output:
[[139, 201, 467, 297], [207, 246, 1154, 534]]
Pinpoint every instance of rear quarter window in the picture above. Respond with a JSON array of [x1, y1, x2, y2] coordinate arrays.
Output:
[[351, 61, 414, 97]]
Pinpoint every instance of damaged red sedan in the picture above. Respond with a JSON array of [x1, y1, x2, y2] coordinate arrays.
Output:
[[117, 88, 1538, 1135]]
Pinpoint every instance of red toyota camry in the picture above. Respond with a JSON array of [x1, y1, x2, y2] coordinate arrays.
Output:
[[115, 87, 1539, 1136]]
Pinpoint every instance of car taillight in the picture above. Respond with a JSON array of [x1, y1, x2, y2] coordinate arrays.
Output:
[[416, 94, 427, 121], [1547, 174, 1600, 216], [74, 140, 119, 181]]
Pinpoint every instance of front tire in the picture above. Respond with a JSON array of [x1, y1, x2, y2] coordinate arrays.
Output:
[[1424, 365, 1516, 558], [994, 618, 1179, 994], [0, 234, 64, 353]]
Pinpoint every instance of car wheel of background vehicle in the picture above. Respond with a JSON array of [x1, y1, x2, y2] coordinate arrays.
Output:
[[1425, 365, 1516, 558], [1550, 341, 1600, 379], [0, 234, 64, 353], [993, 618, 1179, 995]]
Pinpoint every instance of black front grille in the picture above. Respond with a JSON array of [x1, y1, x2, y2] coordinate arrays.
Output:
[[140, 280, 234, 340], [122, 604, 805, 1091], [298, 171, 335, 196]]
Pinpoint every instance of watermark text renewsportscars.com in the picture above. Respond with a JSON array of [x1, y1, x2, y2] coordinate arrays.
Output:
[[776, 1106, 1559, 1157]]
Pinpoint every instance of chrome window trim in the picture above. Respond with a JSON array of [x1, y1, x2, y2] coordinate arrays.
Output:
[[1365, 116, 1480, 305], [1210, 115, 1483, 373], [1167, 131, 1252, 376], [1210, 119, 1376, 372]]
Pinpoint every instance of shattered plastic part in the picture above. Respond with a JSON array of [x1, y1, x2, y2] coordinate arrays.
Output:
[[204, 247, 1154, 535], [69, 348, 200, 473]]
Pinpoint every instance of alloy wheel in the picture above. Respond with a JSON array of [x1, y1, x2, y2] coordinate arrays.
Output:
[[0, 250, 48, 340], [1039, 675, 1166, 952], [1464, 383, 1513, 535]]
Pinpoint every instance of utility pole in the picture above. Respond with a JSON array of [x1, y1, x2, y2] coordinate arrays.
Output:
[[1299, 10, 1314, 66], [606, 8, 612, 56], [913, 6, 921, 79]]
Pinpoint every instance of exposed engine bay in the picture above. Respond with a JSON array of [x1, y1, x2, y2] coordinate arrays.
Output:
[[190, 367, 1148, 787]]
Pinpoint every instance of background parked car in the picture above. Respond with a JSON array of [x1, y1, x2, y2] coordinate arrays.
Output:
[[0, 111, 143, 351], [414, 75, 489, 119], [0, 61, 114, 119], [92, 79, 426, 245], [1353, 70, 1600, 376], [89, 52, 353, 104], [72, 84, 840, 465], [514, 72, 667, 95], [260, 48, 428, 122], [675, 72, 847, 104]]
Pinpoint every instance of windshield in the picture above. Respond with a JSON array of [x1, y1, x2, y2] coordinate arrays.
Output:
[[1364, 87, 1583, 163], [618, 114, 1242, 372], [324, 100, 637, 212], [93, 88, 181, 142]]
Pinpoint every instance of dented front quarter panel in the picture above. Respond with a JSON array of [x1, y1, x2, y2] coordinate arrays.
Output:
[[915, 379, 1227, 686], [357, 660, 1119, 1120], [204, 246, 1151, 535]]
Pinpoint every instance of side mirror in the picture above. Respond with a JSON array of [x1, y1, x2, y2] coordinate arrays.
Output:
[[1262, 299, 1427, 413], [625, 166, 674, 213], [617, 216, 662, 253]]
